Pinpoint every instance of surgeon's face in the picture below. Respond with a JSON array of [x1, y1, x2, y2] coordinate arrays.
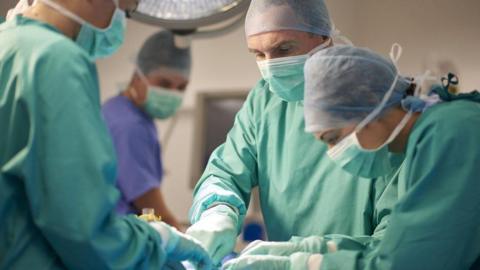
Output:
[[247, 30, 328, 61], [314, 119, 392, 150], [130, 71, 189, 105], [147, 70, 189, 93]]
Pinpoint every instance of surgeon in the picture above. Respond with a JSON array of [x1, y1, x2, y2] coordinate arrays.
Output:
[[224, 45, 480, 269], [186, 0, 398, 267], [102, 30, 190, 230], [0, 0, 212, 269]]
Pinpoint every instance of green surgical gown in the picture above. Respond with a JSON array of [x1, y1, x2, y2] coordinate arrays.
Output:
[[0, 16, 169, 269], [190, 80, 399, 241], [313, 97, 480, 269]]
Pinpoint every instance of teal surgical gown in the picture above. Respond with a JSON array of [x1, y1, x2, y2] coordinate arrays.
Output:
[[307, 95, 480, 269], [190, 80, 398, 241], [0, 16, 169, 269]]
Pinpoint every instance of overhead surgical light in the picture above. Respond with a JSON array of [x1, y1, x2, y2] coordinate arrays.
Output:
[[130, 0, 251, 39]]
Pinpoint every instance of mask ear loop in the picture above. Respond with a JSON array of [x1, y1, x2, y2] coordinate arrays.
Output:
[[308, 38, 333, 57], [330, 21, 354, 46], [129, 66, 152, 100], [354, 43, 403, 133], [39, 0, 88, 25]]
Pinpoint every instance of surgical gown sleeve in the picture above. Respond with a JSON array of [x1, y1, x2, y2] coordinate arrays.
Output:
[[319, 103, 480, 270], [24, 42, 169, 269], [189, 84, 261, 227]]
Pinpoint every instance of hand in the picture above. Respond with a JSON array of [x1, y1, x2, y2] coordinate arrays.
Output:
[[241, 236, 324, 256], [186, 205, 239, 266], [222, 255, 290, 270], [151, 222, 213, 270]]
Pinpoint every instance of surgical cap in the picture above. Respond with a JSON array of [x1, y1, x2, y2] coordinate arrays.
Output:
[[245, 0, 332, 37], [136, 31, 192, 79], [304, 45, 411, 133]]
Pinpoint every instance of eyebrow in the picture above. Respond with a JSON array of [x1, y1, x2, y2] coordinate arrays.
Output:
[[248, 40, 299, 54]]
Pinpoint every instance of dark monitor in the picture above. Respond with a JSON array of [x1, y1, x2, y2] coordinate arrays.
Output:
[[190, 89, 250, 188]]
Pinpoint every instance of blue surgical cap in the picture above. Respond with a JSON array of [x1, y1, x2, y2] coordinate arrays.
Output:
[[304, 45, 411, 133], [136, 31, 192, 79], [245, 0, 332, 37]]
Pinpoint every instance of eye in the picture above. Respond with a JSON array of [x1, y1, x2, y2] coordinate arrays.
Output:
[[321, 130, 342, 145], [157, 79, 172, 89], [277, 44, 294, 56]]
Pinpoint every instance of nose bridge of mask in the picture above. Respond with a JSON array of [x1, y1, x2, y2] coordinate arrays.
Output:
[[257, 54, 309, 68], [135, 66, 183, 98], [257, 54, 308, 79]]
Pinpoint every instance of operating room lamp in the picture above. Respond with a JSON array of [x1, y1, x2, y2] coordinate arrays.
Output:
[[130, 0, 251, 42]]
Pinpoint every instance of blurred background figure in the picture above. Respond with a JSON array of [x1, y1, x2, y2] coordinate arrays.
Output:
[[102, 30, 191, 230]]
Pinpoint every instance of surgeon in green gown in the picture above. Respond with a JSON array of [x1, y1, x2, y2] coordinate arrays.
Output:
[[186, 0, 399, 267], [224, 45, 480, 269], [0, 0, 212, 269]]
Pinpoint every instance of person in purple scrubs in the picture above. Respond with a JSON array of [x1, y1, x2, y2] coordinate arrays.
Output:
[[102, 30, 191, 229]]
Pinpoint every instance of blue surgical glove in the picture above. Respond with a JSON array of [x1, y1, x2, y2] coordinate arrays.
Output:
[[222, 252, 323, 270], [186, 205, 239, 266], [151, 222, 213, 270]]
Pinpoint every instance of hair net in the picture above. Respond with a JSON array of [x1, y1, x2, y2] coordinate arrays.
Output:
[[136, 31, 192, 79], [304, 45, 411, 133], [245, 0, 332, 37]]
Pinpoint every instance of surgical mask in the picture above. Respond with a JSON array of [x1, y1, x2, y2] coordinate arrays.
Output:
[[257, 38, 331, 102], [143, 88, 183, 119], [135, 68, 183, 119], [40, 0, 126, 59], [327, 44, 414, 178]]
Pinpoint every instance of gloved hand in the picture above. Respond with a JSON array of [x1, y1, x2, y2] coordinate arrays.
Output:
[[241, 236, 324, 256], [186, 205, 239, 266], [242, 235, 369, 257], [222, 252, 323, 270], [150, 222, 213, 270]]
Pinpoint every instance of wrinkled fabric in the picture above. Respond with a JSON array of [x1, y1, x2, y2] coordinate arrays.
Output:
[[189, 79, 398, 255], [0, 16, 170, 269], [304, 45, 411, 132], [245, 0, 332, 37], [102, 95, 163, 214], [319, 99, 480, 270]]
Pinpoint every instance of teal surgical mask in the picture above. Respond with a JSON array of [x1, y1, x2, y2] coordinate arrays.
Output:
[[135, 68, 183, 119], [143, 87, 183, 119], [257, 39, 331, 102], [327, 111, 412, 178], [40, 0, 126, 59]]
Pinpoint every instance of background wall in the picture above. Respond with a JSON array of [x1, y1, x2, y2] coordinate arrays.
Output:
[[1, 0, 479, 222]]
